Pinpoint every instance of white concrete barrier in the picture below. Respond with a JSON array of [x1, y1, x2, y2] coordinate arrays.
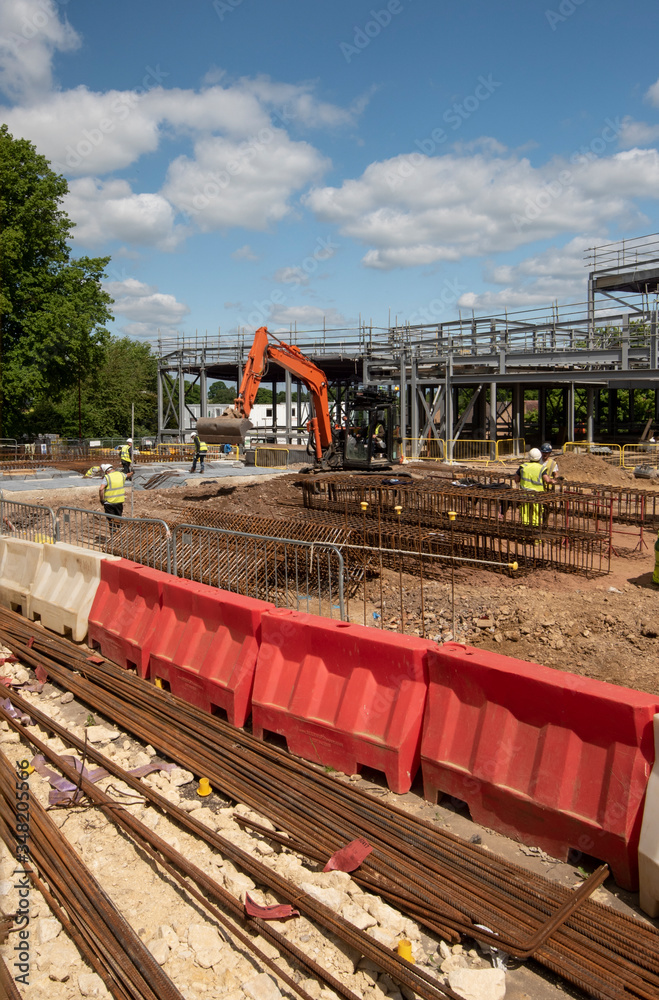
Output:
[[0, 538, 45, 617], [640, 713, 659, 917], [28, 543, 120, 642]]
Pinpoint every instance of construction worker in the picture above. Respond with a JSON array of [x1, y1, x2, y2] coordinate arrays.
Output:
[[99, 463, 130, 524], [190, 431, 208, 473], [514, 448, 550, 526], [540, 442, 559, 482], [118, 438, 133, 474]]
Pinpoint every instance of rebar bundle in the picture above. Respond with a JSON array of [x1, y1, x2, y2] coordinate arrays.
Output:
[[0, 610, 657, 1000]]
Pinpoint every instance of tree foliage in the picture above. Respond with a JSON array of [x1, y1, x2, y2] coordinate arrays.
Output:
[[0, 125, 113, 435]]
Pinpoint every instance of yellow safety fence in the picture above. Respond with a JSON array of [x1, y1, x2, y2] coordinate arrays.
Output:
[[622, 443, 659, 468], [401, 438, 525, 464], [562, 442, 622, 466]]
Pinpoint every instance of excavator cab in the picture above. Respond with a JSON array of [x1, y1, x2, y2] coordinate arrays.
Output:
[[342, 391, 396, 470]]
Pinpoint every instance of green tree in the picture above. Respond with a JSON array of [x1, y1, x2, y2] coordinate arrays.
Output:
[[0, 125, 113, 436], [208, 380, 236, 404]]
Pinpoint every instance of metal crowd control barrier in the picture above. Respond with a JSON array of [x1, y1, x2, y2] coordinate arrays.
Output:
[[171, 522, 345, 619], [495, 438, 526, 461], [0, 440, 18, 462], [0, 499, 56, 542], [563, 442, 623, 466], [255, 446, 290, 468], [447, 439, 495, 463], [56, 507, 172, 573], [622, 443, 659, 469]]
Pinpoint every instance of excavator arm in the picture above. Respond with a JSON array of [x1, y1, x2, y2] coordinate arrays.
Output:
[[197, 327, 336, 461]]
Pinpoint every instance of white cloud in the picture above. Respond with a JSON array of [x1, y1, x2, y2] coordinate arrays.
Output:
[[231, 244, 259, 261], [105, 277, 190, 339], [66, 178, 183, 250], [305, 146, 659, 269], [457, 237, 593, 312], [646, 77, 659, 106], [0, 0, 80, 101], [618, 116, 659, 149], [268, 304, 345, 329], [163, 131, 329, 231]]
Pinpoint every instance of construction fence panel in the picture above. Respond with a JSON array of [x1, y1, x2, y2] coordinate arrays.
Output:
[[255, 447, 290, 469], [56, 507, 172, 573], [171, 522, 345, 619], [622, 443, 659, 470], [563, 442, 623, 466], [0, 500, 56, 543], [495, 438, 526, 461], [447, 439, 495, 463]]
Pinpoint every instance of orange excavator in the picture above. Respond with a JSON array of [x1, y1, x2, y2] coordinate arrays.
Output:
[[195, 326, 396, 471]]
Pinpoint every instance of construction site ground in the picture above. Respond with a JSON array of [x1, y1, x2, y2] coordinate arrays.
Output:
[[1, 453, 658, 999]]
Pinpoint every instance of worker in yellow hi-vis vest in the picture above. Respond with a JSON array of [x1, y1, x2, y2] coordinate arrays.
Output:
[[514, 448, 550, 526], [118, 438, 133, 474], [99, 463, 131, 529], [190, 431, 208, 473]]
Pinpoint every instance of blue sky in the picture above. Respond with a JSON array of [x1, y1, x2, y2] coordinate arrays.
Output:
[[2, 0, 659, 344]]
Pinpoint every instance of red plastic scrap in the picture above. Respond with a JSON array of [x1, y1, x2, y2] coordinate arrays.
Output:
[[323, 837, 372, 873], [26, 638, 35, 649], [244, 893, 299, 920], [0, 656, 18, 665], [86, 655, 105, 665], [35, 665, 48, 684]]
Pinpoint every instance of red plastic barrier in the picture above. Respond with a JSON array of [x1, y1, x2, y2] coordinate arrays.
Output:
[[421, 643, 659, 889], [88, 561, 167, 677], [252, 609, 431, 793], [147, 578, 272, 728]]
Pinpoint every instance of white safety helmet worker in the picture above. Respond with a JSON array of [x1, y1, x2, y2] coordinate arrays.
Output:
[[191, 431, 198, 438], [100, 463, 113, 473], [126, 437, 132, 444], [529, 448, 542, 462]]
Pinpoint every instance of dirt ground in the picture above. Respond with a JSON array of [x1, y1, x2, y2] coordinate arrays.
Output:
[[12, 453, 659, 695]]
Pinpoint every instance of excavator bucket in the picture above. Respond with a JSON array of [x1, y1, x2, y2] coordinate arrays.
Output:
[[195, 416, 253, 446]]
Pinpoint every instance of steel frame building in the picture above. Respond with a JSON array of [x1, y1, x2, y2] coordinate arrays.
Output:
[[156, 235, 659, 453]]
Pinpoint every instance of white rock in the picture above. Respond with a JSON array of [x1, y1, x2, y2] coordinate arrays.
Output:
[[194, 810, 218, 832], [132, 751, 151, 768], [441, 954, 469, 974], [36, 916, 62, 946], [148, 938, 170, 966], [169, 767, 194, 787], [448, 968, 506, 1000], [145, 744, 156, 756], [300, 882, 344, 911], [367, 926, 396, 949], [365, 898, 407, 935], [85, 726, 120, 744], [60, 692, 74, 704], [300, 979, 322, 999], [78, 971, 110, 996], [342, 902, 377, 930], [224, 870, 256, 900], [243, 972, 282, 1000], [156, 924, 179, 948], [0, 879, 12, 896], [187, 923, 226, 968]]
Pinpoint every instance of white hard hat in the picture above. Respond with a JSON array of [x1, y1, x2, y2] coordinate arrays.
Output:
[[529, 448, 542, 462], [100, 463, 113, 473], [191, 431, 197, 437], [127, 437, 132, 443]]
